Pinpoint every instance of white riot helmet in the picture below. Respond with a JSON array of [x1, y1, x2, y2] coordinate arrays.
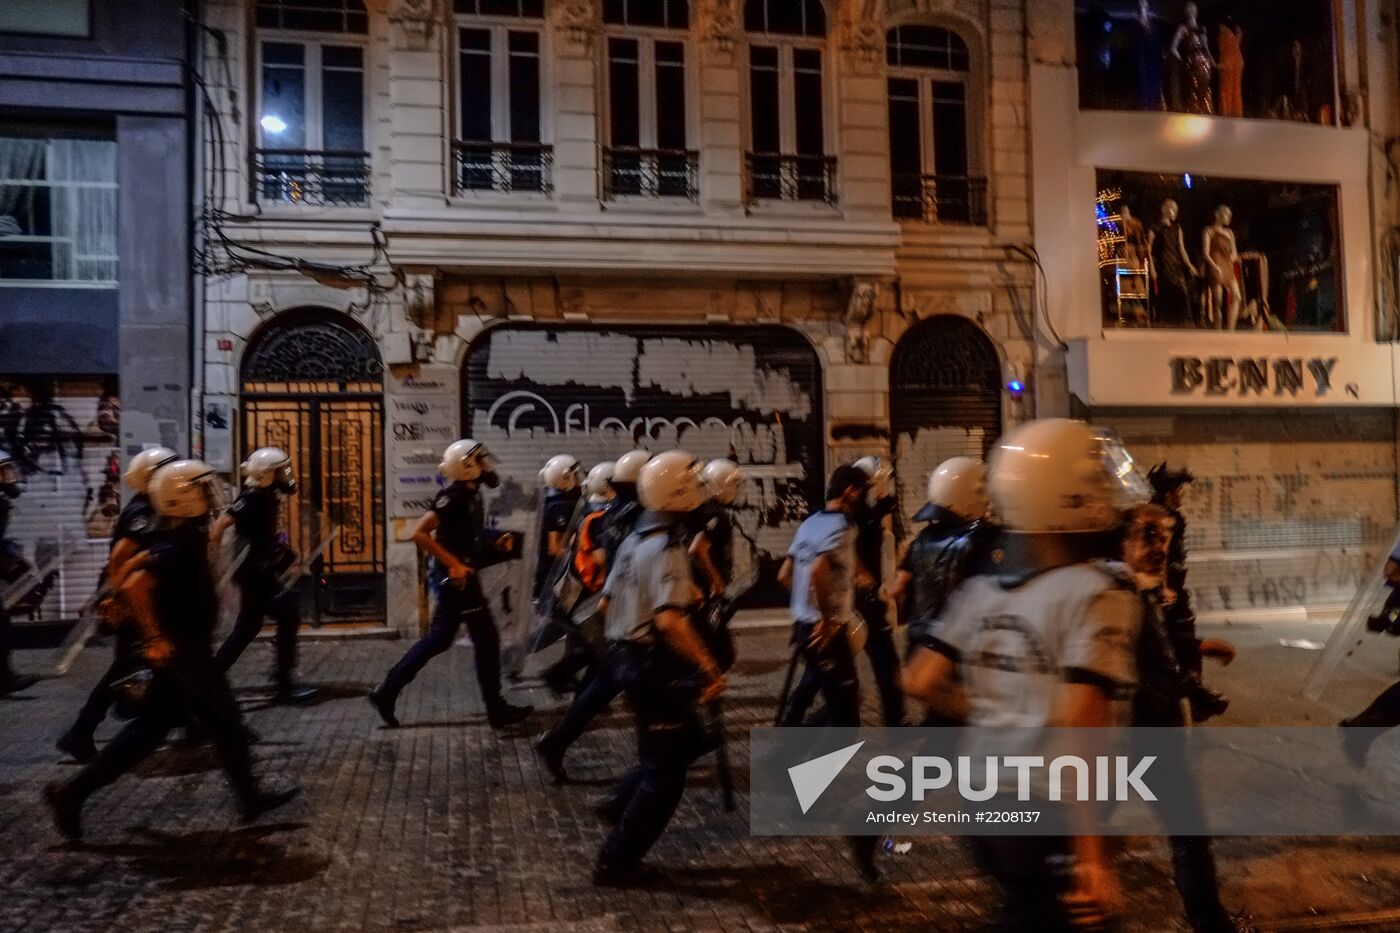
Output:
[[638, 450, 707, 513], [540, 454, 582, 493], [123, 446, 178, 495], [242, 447, 296, 492], [584, 461, 615, 502], [612, 449, 650, 486], [701, 459, 742, 506], [988, 419, 1149, 534], [149, 459, 229, 519], [0, 449, 18, 487], [440, 439, 495, 484], [853, 455, 894, 500], [915, 457, 989, 523]]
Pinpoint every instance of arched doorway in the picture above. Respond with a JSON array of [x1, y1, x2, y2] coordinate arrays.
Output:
[[889, 315, 1002, 528], [241, 308, 386, 624]]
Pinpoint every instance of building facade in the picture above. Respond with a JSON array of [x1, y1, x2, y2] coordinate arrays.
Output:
[[1028, 0, 1400, 621], [0, 0, 192, 636], [195, 0, 1037, 635]]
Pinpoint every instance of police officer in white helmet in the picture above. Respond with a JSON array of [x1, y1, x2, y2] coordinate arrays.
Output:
[[211, 447, 316, 704], [57, 446, 177, 760], [369, 439, 531, 729], [849, 455, 906, 727], [536, 453, 590, 694], [904, 419, 1148, 929], [45, 460, 299, 840], [589, 450, 725, 886]]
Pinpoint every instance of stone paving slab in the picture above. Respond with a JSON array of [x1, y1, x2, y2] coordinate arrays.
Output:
[[1, 624, 1398, 932]]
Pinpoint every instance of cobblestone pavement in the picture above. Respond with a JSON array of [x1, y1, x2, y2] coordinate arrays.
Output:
[[3, 621, 1400, 932]]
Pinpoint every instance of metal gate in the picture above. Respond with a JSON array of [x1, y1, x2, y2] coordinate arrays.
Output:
[[240, 309, 386, 624], [462, 324, 825, 607], [889, 315, 1002, 532]]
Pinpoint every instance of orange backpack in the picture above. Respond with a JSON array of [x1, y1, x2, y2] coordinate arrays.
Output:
[[573, 509, 607, 593]]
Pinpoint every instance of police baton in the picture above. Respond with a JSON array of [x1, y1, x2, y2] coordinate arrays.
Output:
[[773, 639, 802, 727], [706, 699, 737, 813]]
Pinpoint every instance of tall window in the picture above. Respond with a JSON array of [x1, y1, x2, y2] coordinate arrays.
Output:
[[0, 0, 89, 37], [603, 0, 695, 200], [455, 0, 550, 194], [256, 1, 368, 206], [886, 25, 982, 224], [744, 0, 833, 204], [0, 135, 117, 285]]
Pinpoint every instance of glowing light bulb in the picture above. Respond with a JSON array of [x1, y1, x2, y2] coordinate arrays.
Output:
[[260, 114, 288, 135]]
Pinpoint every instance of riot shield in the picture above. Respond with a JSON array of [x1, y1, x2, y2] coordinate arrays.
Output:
[[1303, 521, 1400, 704], [527, 492, 591, 654]]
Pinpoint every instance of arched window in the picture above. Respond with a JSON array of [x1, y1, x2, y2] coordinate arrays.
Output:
[[453, 0, 551, 195], [886, 25, 983, 224], [744, 0, 833, 204], [602, 0, 696, 200], [256, 0, 369, 205]]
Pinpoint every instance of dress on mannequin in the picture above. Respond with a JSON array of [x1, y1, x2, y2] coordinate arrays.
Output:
[[1171, 5, 1215, 115], [1148, 200, 1195, 327], [1217, 23, 1244, 117]]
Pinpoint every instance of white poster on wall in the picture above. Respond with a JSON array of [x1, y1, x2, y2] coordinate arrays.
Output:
[[387, 364, 458, 518]]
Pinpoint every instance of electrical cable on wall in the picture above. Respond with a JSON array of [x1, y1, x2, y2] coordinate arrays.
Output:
[[1002, 243, 1068, 351]]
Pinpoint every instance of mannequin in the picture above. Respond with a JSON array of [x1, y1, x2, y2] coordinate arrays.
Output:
[[1217, 16, 1244, 117], [1202, 206, 1243, 330], [1118, 204, 1150, 324], [1131, 0, 1165, 110], [1147, 198, 1196, 327], [1170, 2, 1215, 115]]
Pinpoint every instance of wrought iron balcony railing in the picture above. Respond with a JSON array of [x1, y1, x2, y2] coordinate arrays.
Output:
[[254, 149, 370, 207], [602, 147, 699, 202], [452, 141, 553, 195], [891, 174, 988, 225], [745, 152, 838, 205]]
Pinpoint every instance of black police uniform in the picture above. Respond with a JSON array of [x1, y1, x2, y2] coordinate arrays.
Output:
[[852, 494, 905, 726], [902, 518, 997, 652], [214, 486, 301, 693], [49, 524, 277, 825], [535, 492, 646, 771], [593, 512, 706, 880], [1161, 503, 1203, 675], [534, 490, 579, 598], [59, 495, 159, 752], [376, 481, 515, 720]]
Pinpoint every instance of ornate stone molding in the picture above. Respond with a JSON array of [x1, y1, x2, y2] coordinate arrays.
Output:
[[696, 0, 739, 60], [553, 0, 599, 53], [391, 0, 438, 51], [840, 0, 884, 75], [844, 278, 880, 363]]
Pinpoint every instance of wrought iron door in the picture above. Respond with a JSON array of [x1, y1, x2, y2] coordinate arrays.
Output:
[[240, 310, 385, 625]]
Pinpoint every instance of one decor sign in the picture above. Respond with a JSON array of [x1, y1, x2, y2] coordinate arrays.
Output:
[[1169, 356, 1355, 399]]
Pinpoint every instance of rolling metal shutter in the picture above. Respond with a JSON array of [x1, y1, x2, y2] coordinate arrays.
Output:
[[889, 316, 1003, 534], [463, 324, 825, 607]]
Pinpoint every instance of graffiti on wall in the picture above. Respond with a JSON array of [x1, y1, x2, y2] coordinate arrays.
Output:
[[464, 327, 824, 604], [0, 377, 120, 620]]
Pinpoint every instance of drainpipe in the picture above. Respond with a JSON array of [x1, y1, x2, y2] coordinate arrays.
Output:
[[189, 0, 206, 462]]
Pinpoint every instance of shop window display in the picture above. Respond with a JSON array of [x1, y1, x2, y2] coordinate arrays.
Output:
[[1077, 0, 1337, 124], [1097, 170, 1342, 331]]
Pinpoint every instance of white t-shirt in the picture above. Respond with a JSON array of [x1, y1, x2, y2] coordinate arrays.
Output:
[[787, 509, 857, 625], [933, 562, 1142, 729]]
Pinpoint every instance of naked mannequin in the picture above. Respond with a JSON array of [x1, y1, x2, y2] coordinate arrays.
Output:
[[1203, 205, 1243, 330]]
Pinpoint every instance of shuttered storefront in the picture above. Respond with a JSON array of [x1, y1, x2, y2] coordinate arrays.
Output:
[[1, 376, 120, 628], [889, 316, 1003, 533], [1096, 410, 1398, 619], [463, 324, 825, 606]]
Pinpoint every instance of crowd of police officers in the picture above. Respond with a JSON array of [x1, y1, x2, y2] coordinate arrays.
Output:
[[0, 416, 1271, 931]]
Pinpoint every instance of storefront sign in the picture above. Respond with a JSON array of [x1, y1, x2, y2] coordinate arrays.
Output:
[[387, 364, 458, 518], [1067, 338, 1397, 408], [1169, 356, 1343, 398]]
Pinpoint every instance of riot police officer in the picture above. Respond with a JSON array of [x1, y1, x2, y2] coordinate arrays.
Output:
[[904, 420, 1147, 929], [850, 455, 905, 726], [533, 450, 652, 781], [43, 460, 299, 840], [369, 439, 531, 729], [894, 457, 997, 723], [691, 459, 740, 601], [537, 454, 587, 694], [0, 448, 38, 695], [56, 446, 176, 761], [212, 447, 316, 704], [590, 450, 725, 886]]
